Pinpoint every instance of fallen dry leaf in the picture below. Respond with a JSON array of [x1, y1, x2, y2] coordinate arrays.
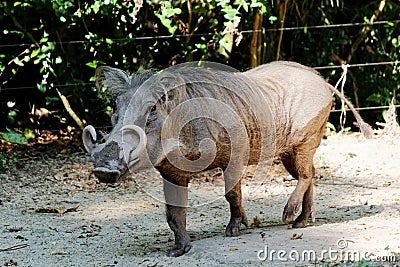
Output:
[[250, 216, 263, 228], [290, 233, 303, 240], [347, 152, 357, 158], [52, 250, 69, 255], [4, 259, 17, 266], [35, 206, 78, 214]]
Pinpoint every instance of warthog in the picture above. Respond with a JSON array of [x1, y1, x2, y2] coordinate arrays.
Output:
[[83, 61, 372, 257]]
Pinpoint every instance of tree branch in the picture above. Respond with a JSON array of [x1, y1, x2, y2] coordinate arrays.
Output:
[[276, 0, 289, 61], [186, 0, 192, 44], [250, 11, 263, 67], [56, 89, 84, 129], [346, 0, 386, 63], [2, 4, 39, 48]]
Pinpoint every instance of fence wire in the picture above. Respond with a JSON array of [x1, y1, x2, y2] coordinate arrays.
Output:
[[0, 20, 398, 49], [0, 18, 398, 132]]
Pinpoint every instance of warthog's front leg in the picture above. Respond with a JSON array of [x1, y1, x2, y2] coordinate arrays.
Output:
[[165, 204, 191, 256], [163, 177, 191, 257], [225, 180, 248, 236]]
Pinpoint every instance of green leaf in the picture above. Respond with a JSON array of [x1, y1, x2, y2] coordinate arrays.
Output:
[[7, 110, 17, 124], [269, 16, 278, 21], [86, 61, 97, 69], [242, 1, 249, 12], [24, 128, 35, 141], [218, 33, 233, 58], [217, 0, 230, 6], [7, 101, 16, 108], [92, 1, 100, 13], [13, 57, 24, 66], [326, 122, 336, 132], [31, 49, 40, 58], [37, 83, 47, 93], [1, 128, 28, 144], [342, 127, 351, 132]]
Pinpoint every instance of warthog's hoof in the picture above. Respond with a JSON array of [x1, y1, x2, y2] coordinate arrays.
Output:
[[167, 243, 192, 257], [225, 215, 248, 237], [292, 206, 315, 228], [292, 219, 307, 228], [282, 199, 301, 224]]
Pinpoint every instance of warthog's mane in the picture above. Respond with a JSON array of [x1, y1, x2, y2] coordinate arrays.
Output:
[[130, 70, 157, 91], [149, 66, 267, 117]]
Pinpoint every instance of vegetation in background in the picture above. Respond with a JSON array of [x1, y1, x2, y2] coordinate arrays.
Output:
[[0, 0, 399, 139], [0, 150, 16, 173], [0, 151, 5, 173]]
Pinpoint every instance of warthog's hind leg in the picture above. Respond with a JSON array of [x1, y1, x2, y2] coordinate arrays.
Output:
[[281, 150, 315, 227], [293, 181, 315, 228]]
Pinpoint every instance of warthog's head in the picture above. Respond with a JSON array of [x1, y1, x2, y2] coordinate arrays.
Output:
[[83, 66, 188, 183]]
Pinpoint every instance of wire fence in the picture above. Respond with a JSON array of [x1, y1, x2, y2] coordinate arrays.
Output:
[[1, 61, 398, 92], [1, 19, 399, 49], [330, 104, 400, 112], [1, 18, 399, 133]]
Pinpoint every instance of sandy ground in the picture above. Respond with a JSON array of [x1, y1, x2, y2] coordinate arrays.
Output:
[[0, 132, 399, 267]]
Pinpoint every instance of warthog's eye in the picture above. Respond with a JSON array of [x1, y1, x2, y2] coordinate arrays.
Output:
[[146, 105, 157, 126]]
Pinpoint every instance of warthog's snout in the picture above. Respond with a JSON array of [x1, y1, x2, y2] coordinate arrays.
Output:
[[93, 167, 121, 183], [83, 124, 148, 183]]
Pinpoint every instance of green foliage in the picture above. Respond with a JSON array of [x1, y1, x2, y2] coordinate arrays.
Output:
[[0, 0, 399, 131], [154, 1, 182, 35], [0, 152, 5, 173], [1, 128, 34, 144], [0, 151, 17, 174], [326, 122, 336, 132]]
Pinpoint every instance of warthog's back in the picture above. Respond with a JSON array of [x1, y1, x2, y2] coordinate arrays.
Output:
[[243, 61, 332, 154]]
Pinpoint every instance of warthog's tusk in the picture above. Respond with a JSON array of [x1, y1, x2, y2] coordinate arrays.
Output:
[[82, 125, 97, 153], [121, 125, 148, 162]]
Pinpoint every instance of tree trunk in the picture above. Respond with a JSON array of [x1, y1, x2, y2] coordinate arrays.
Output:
[[250, 11, 263, 68]]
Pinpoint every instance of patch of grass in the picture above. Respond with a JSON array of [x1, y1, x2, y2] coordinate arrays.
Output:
[[356, 258, 377, 267]]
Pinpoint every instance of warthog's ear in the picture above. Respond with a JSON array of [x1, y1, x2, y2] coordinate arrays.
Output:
[[95, 66, 131, 100]]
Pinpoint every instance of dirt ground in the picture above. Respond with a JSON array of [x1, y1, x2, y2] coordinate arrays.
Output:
[[0, 131, 399, 267]]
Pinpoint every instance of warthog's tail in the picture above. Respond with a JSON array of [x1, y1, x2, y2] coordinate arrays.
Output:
[[328, 84, 374, 139]]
